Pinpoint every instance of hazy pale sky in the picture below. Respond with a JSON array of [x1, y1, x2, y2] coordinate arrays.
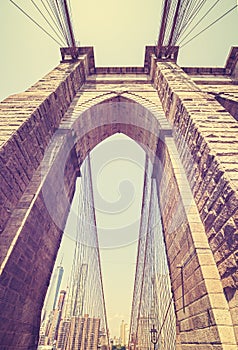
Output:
[[1, 0, 238, 340], [0, 0, 238, 101], [53, 134, 145, 338]]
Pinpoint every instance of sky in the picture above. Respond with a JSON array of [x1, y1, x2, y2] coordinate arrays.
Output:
[[0, 0, 238, 101], [49, 134, 146, 339], [1, 0, 238, 340]]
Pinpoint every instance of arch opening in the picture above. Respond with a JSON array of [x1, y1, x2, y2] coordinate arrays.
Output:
[[39, 131, 177, 350], [0, 95, 233, 350]]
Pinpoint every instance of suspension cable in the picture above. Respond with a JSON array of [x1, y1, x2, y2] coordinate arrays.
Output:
[[9, 0, 78, 49], [179, 0, 222, 45], [9, 0, 63, 46], [181, 4, 238, 48], [157, 0, 236, 54], [30, 0, 66, 45], [40, 0, 66, 41]]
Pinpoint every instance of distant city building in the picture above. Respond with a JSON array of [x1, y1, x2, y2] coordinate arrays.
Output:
[[99, 329, 108, 350], [48, 290, 67, 345], [137, 318, 150, 350], [38, 290, 66, 349], [42, 263, 64, 324], [57, 314, 101, 350], [120, 320, 128, 346], [56, 319, 71, 350], [53, 266, 64, 310]]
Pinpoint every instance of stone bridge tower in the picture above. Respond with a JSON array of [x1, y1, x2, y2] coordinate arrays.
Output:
[[0, 46, 238, 349]]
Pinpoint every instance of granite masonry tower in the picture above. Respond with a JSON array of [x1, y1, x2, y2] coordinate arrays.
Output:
[[0, 45, 238, 350]]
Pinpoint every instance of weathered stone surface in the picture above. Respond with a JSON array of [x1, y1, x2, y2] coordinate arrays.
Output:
[[0, 46, 238, 349], [150, 48, 238, 346]]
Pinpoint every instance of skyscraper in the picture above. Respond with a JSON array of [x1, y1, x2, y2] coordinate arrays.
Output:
[[120, 320, 127, 346], [42, 263, 64, 325], [38, 290, 67, 348], [48, 290, 67, 345], [53, 265, 64, 310]]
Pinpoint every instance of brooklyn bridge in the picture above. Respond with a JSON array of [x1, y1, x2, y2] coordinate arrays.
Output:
[[0, 1, 238, 349]]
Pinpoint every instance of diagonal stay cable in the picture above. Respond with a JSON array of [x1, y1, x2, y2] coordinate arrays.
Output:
[[55, 0, 70, 46], [179, 0, 222, 45], [175, 0, 208, 44], [39, 0, 67, 44], [9, 0, 63, 46], [45, 0, 66, 39], [60, 0, 72, 46], [175, 0, 207, 43], [181, 4, 238, 48], [30, 0, 66, 46], [49, 0, 70, 46], [155, 297, 174, 342]]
